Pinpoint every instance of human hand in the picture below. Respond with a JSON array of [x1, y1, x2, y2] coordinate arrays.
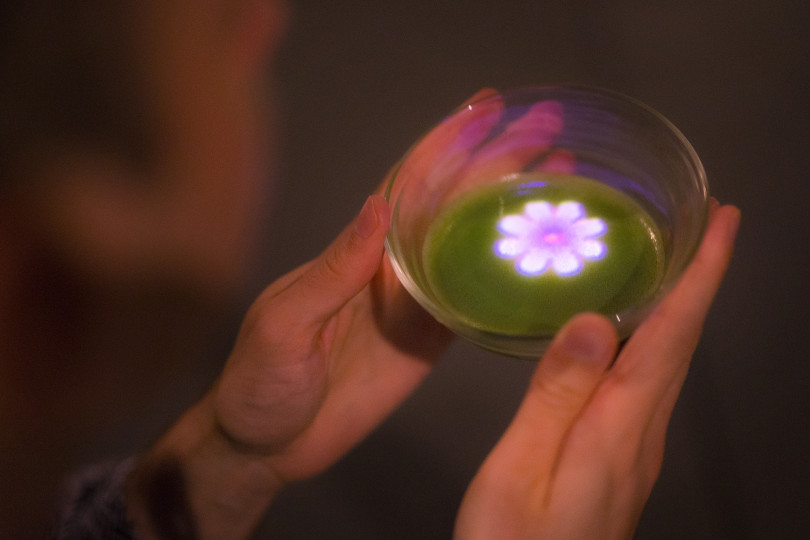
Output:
[[125, 192, 453, 538], [212, 192, 449, 480], [127, 90, 513, 539], [211, 87, 528, 482], [455, 201, 740, 540]]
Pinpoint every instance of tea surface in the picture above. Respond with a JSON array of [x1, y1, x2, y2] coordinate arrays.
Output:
[[423, 173, 664, 335]]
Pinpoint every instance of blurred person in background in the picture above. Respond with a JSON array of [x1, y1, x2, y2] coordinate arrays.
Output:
[[1, 1, 738, 539], [1, 1, 286, 536]]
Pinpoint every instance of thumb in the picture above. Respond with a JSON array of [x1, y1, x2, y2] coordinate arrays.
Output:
[[485, 314, 618, 478], [289, 194, 391, 321]]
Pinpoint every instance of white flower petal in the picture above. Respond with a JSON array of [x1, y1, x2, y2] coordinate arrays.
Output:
[[571, 218, 607, 239], [552, 251, 582, 275], [518, 250, 551, 275], [495, 238, 527, 257], [523, 201, 553, 222], [555, 201, 584, 223], [576, 240, 606, 259], [497, 215, 532, 236]]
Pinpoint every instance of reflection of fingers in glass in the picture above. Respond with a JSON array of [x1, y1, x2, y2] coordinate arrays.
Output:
[[424, 111, 503, 190], [462, 100, 564, 185], [531, 149, 576, 175], [394, 99, 501, 184], [395, 97, 504, 214]]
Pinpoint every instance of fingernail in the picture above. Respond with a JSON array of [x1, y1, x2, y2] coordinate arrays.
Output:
[[355, 196, 379, 239], [710, 197, 720, 213]]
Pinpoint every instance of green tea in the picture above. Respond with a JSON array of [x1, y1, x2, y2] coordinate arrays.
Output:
[[422, 173, 664, 335]]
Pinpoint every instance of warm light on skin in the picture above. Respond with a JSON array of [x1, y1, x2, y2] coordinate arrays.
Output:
[[495, 201, 607, 277]]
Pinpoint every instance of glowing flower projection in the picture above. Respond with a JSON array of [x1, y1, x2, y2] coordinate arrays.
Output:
[[495, 201, 607, 276]]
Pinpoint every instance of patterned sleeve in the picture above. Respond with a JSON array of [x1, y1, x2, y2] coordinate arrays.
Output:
[[52, 457, 137, 539]]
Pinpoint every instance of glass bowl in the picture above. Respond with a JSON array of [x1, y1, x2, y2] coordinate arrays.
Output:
[[384, 85, 708, 357]]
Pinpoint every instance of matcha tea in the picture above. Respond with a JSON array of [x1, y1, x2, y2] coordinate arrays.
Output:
[[422, 173, 664, 335]]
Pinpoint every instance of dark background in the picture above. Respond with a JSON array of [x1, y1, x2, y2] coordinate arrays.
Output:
[[246, 0, 810, 538]]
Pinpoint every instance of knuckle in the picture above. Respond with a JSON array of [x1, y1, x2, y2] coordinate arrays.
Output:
[[529, 370, 587, 412]]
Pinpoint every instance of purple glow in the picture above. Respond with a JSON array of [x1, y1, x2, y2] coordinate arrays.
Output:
[[495, 201, 607, 277]]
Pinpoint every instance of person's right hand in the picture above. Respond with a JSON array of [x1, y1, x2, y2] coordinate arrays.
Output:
[[455, 201, 740, 539], [126, 90, 504, 540]]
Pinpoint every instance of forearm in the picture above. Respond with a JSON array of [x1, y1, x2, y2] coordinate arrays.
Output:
[[125, 394, 283, 540]]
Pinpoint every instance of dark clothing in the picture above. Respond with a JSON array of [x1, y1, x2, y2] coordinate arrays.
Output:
[[52, 458, 136, 539]]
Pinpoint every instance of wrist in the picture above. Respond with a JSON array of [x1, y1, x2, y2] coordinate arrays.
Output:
[[125, 393, 283, 540]]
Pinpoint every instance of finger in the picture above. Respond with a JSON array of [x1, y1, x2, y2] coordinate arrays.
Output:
[[636, 207, 741, 449], [423, 88, 503, 189], [530, 149, 576, 175], [392, 88, 499, 192], [466, 88, 500, 104], [555, 204, 740, 492], [481, 313, 618, 487], [282, 194, 391, 322], [389, 89, 503, 207], [459, 99, 565, 186], [614, 204, 740, 386], [368, 253, 454, 361], [591, 204, 740, 443]]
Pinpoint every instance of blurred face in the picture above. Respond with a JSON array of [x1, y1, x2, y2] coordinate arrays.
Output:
[[27, 0, 288, 303]]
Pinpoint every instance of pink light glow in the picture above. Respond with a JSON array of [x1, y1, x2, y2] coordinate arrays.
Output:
[[494, 201, 607, 277]]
